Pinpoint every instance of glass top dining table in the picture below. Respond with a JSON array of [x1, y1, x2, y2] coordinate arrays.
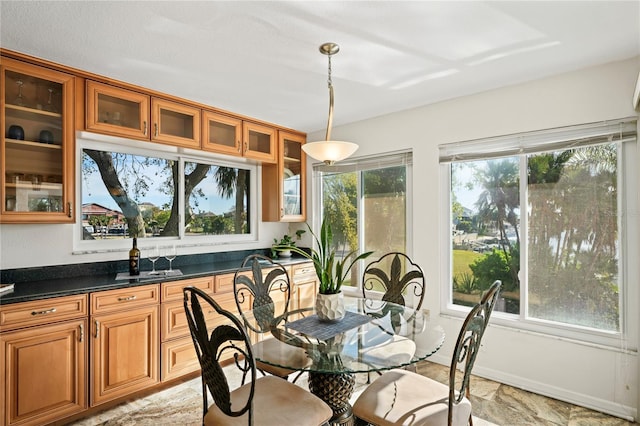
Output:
[[242, 296, 445, 426]]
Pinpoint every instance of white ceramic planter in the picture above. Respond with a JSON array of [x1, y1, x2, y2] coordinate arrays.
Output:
[[277, 249, 292, 258], [315, 291, 346, 322]]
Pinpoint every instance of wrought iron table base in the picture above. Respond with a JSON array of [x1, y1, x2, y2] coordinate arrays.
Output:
[[308, 371, 356, 426]]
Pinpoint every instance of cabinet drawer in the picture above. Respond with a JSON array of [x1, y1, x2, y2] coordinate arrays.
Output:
[[162, 292, 247, 341], [161, 300, 215, 342], [215, 272, 243, 294], [91, 284, 159, 315], [215, 267, 279, 294], [291, 262, 316, 281], [162, 277, 214, 302], [161, 336, 199, 382], [0, 294, 88, 331]]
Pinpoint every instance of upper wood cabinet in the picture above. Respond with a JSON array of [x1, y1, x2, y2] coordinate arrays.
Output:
[[262, 130, 306, 222], [1, 57, 75, 223], [85, 80, 200, 149], [202, 110, 277, 162]]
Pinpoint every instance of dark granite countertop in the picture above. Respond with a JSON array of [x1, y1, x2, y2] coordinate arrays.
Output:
[[0, 250, 311, 306]]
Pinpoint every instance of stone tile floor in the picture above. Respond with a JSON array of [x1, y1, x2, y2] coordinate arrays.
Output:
[[71, 361, 636, 425]]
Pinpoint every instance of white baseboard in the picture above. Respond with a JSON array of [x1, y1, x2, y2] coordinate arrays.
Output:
[[425, 354, 636, 421]]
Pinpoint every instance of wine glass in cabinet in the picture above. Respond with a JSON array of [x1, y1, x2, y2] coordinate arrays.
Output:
[[1, 56, 75, 223]]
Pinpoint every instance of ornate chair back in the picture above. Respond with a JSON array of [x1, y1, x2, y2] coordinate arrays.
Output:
[[448, 280, 502, 425], [233, 254, 291, 334], [183, 286, 257, 425], [362, 252, 426, 309]]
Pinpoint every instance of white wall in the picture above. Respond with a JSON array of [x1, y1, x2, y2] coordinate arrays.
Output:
[[0, 221, 288, 269], [307, 57, 640, 420]]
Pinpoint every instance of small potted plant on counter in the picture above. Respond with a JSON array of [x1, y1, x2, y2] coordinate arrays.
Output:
[[271, 229, 306, 258]]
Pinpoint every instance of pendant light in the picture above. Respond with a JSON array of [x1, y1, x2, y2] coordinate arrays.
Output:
[[302, 42, 359, 165]]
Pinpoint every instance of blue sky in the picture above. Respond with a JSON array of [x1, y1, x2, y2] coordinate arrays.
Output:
[[82, 154, 234, 214]]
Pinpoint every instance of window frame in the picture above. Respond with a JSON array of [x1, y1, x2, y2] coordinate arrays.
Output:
[[313, 150, 413, 298], [74, 133, 258, 254], [439, 119, 638, 350]]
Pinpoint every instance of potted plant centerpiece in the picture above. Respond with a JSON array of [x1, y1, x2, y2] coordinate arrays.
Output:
[[278, 219, 373, 321]]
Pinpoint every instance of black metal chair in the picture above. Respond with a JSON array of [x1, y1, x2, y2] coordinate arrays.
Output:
[[362, 252, 426, 310], [353, 280, 502, 426], [183, 286, 332, 426], [233, 254, 310, 381]]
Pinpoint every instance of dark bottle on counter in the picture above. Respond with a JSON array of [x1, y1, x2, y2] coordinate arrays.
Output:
[[129, 237, 140, 276]]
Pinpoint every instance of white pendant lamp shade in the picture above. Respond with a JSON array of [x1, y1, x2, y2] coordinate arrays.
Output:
[[302, 140, 359, 164], [302, 42, 358, 166]]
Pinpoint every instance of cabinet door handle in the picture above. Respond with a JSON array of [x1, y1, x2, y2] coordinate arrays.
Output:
[[154, 123, 158, 137], [79, 323, 84, 342], [143, 120, 148, 136], [95, 320, 100, 338], [118, 295, 137, 302], [244, 141, 248, 152], [237, 141, 241, 152], [31, 307, 56, 316], [68, 202, 73, 218]]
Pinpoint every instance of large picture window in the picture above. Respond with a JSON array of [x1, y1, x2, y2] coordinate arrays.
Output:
[[441, 119, 637, 343], [79, 139, 253, 248], [315, 151, 412, 291]]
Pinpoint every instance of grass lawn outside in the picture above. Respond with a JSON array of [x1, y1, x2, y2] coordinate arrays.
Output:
[[452, 249, 482, 279]]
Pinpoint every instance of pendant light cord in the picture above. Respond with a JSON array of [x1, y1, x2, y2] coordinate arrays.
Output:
[[325, 52, 334, 141]]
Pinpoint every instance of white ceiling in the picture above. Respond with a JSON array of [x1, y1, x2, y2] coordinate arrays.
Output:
[[1, 1, 639, 134]]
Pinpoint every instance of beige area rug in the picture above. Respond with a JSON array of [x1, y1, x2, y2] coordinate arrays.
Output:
[[70, 366, 497, 426]]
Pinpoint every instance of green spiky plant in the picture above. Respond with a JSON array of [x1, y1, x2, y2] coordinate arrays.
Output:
[[276, 218, 373, 294]]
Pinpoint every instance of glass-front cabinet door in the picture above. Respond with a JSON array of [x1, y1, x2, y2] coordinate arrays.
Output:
[[86, 81, 200, 149], [243, 121, 276, 163], [201, 110, 242, 156], [262, 130, 306, 222], [86, 80, 150, 140], [151, 98, 200, 149], [1, 57, 75, 223], [281, 131, 305, 219]]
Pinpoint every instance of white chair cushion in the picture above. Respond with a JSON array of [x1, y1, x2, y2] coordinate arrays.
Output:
[[204, 375, 332, 425], [352, 368, 472, 426]]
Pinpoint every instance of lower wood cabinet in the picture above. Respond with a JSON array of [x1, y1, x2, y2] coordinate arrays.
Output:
[[291, 262, 318, 312], [0, 295, 88, 426], [0, 262, 317, 425], [160, 276, 214, 382], [90, 285, 159, 406]]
